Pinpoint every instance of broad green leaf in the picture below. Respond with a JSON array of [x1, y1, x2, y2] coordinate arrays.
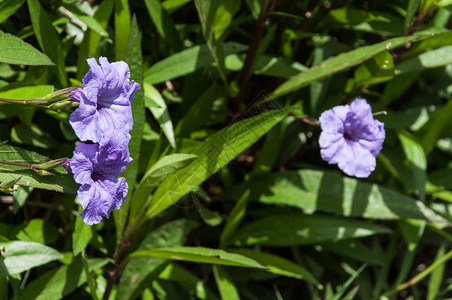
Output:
[[0, 241, 63, 276], [419, 98, 452, 154], [353, 50, 394, 86], [11, 123, 59, 149], [130, 247, 266, 269], [13, 219, 59, 244], [270, 33, 432, 100], [76, 0, 114, 78], [129, 153, 197, 226], [231, 214, 391, 246], [114, 0, 130, 60], [162, 0, 192, 14], [0, 144, 79, 194], [146, 107, 294, 219], [0, 30, 53, 65], [72, 213, 93, 256], [144, 42, 247, 84], [405, 0, 421, 34], [220, 190, 249, 248], [322, 240, 383, 265], [398, 131, 427, 202], [427, 243, 446, 300], [0, 0, 25, 24], [214, 0, 240, 40], [62, 3, 109, 38], [16, 257, 108, 300], [159, 263, 218, 300], [144, 83, 176, 148], [0, 84, 53, 99], [27, 0, 67, 85], [117, 219, 198, 300], [195, 0, 228, 86], [229, 248, 320, 285], [224, 169, 449, 227], [115, 15, 145, 238], [213, 266, 240, 300], [144, 0, 181, 52], [396, 46, 452, 73], [395, 219, 425, 285]]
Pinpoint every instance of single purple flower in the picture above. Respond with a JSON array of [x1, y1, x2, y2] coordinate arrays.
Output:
[[69, 57, 140, 144], [319, 98, 385, 178], [70, 139, 132, 225]]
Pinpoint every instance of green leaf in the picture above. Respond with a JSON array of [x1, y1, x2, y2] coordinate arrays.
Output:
[[16, 257, 108, 300], [114, 0, 130, 60], [0, 30, 53, 66], [419, 98, 452, 154], [72, 213, 93, 256], [213, 265, 240, 300], [144, 83, 176, 148], [162, 0, 192, 13], [229, 248, 320, 285], [220, 190, 249, 248], [195, 0, 228, 86], [353, 50, 394, 86], [398, 131, 427, 202], [322, 240, 383, 266], [115, 15, 145, 237], [62, 3, 109, 38], [0, 241, 63, 276], [231, 214, 390, 246], [130, 247, 266, 269], [144, 42, 247, 84], [405, 0, 421, 34], [0, 144, 79, 194], [214, 0, 241, 40], [117, 219, 198, 300], [76, 0, 114, 78], [224, 169, 449, 227], [145, 106, 294, 219], [11, 123, 59, 149], [13, 219, 59, 244], [159, 263, 219, 300], [396, 46, 452, 73], [0, 84, 53, 99], [427, 243, 446, 300], [270, 33, 432, 100], [144, 0, 181, 52], [0, 0, 25, 24], [27, 0, 67, 85], [129, 153, 197, 226]]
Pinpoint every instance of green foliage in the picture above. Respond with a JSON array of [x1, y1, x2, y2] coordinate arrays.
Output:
[[2, 1, 452, 299]]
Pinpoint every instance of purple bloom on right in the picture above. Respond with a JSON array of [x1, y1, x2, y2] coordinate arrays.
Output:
[[319, 98, 385, 178]]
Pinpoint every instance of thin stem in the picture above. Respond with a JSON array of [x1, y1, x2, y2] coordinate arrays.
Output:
[[0, 160, 34, 168], [379, 249, 452, 299], [228, 0, 276, 119], [82, 250, 99, 300]]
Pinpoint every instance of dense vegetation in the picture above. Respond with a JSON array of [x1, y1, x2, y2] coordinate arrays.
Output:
[[1, 0, 452, 299]]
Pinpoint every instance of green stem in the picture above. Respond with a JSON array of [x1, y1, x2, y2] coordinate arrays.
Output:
[[82, 251, 99, 300], [379, 249, 452, 298]]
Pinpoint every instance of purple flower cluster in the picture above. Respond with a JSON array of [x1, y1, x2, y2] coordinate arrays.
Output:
[[69, 57, 140, 225], [319, 99, 385, 178]]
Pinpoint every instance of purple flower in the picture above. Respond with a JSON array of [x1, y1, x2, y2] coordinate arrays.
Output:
[[319, 98, 385, 178], [70, 139, 132, 225], [69, 57, 140, 144]]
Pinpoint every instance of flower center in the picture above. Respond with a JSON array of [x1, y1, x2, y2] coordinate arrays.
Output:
[[91, 171, 103, 181]]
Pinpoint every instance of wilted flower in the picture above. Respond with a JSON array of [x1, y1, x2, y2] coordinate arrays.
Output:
[[69, 57, 140, 144], [319, 98, 385, 178], [70, 138, 132, 225]]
